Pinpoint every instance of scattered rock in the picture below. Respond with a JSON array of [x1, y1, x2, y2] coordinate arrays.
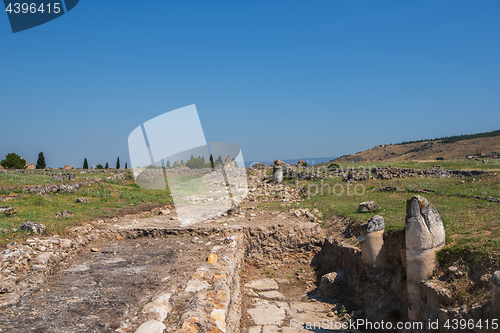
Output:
[[0, 276, 15, 293], [319, 271, 345, 293], [19, 221, 46, 234], [90, 248, 99, 253], [358, 201, 380, 212], [208, 253, 217, 265], [480, 273, 492, 288], [0, 206, 17, 216], [54, 210, 74, 219], [423, 281, 453, 305], [50, 173, 75, 182], [105, 173, 125, 181], [363, 215, 385, 233], [76, 197, 90, 204], [35, 252, 56, 265], [376, 186, 399, 192], [227, 204, 241, 215], [448, 265, 464, 278]]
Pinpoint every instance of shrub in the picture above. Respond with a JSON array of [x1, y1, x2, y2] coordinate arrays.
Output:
[[186, 156, 209, 169], [1, 153, 26, 169]]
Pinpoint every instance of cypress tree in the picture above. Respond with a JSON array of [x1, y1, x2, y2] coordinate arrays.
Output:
[[83, 158, 88, 169], [166, 160, 170, 168], [125, 162, 128, 169], [105, 162, 109, 169], [36, 152, 46, 169], [116, 157, 120, 169], [209, 154, 214, 168]]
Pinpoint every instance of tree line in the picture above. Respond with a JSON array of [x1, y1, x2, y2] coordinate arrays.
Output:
[[0, 152, 128, 170], [82, 157, 127, 169], [396, 129, 500, 145]]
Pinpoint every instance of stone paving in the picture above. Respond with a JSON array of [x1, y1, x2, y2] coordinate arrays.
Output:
[[0, 235, 208, 332], [242, 278, 360, 333]]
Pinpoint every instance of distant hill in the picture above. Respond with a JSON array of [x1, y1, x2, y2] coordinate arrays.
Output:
[[333, 130, 500, 163], [245, 157, 337, 168]]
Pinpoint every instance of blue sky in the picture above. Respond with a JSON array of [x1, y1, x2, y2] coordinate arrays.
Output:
[[1, 1, 499, 168]]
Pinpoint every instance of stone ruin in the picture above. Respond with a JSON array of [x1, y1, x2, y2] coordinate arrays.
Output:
[[405, 195, 446, 321], [359, 215, 386, 268], [224, 155, 234, 168], [50, 173, 75, 182]]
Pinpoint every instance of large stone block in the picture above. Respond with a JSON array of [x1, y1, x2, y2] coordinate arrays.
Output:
[[273, 166, 283, 184], [492, 271, 500, 320], [405, 196, 445, 321], [359, 215, 386, 268]]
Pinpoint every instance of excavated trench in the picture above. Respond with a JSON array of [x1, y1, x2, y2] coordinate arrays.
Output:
[[0, 220, 487, 333]]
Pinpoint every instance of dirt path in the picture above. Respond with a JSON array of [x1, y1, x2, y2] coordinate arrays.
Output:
[[0, 235, 209, 332]]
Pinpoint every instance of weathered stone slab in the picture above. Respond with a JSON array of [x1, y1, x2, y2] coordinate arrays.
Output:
[[248, 326, 262, 333], [245, 279, 279, 291], [259, 290, 285, 300], [135, 320, 166, 333], [185, 279, 210, 293], [247, 303, 286, 326]]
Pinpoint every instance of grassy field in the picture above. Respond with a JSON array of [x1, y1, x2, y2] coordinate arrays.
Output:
[[288, 162, 500, 254], [0, 171, 172, 247], [0, 171, 104, 187], [3, 161, 500, 257]]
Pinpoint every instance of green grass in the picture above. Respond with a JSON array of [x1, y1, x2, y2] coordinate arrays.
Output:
[[0, 170, 114, 187], [290, 172, 500, 252], [0, 173, 172, 247]]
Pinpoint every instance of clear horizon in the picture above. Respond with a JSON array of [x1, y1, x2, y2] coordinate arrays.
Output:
[[2, 1, 499, 168]]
